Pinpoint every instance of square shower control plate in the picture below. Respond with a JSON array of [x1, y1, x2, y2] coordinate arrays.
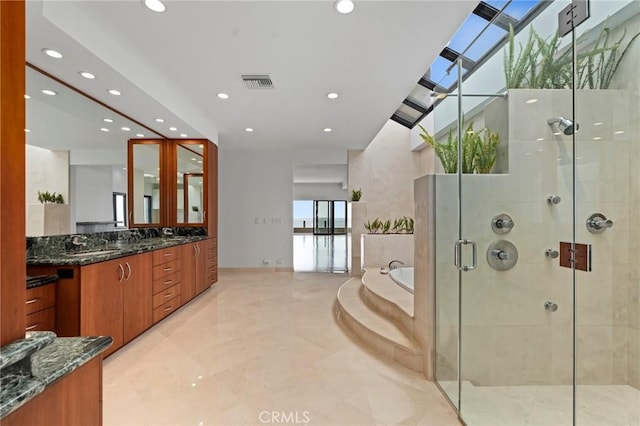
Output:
[[559, 242, 592, 272]]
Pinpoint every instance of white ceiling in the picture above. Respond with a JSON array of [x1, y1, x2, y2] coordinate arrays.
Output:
[[25, 0, 477, 157]]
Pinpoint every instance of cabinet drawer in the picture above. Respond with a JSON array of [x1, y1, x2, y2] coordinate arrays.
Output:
[[26, 307, 55, 332], [152, 271, 181, 293], [152, 283, 181, 309], [25, 284, 56, 315], [152, 295, 181, 323], [152, 247, 181, 265], [152, 259, 182, 280]]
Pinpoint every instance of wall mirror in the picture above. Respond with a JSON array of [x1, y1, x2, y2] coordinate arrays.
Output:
[[25, 65, 163, 236], [176, 143, 205, 225]]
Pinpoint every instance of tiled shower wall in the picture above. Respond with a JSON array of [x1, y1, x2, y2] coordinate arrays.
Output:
[[429, 89, 638, 387]]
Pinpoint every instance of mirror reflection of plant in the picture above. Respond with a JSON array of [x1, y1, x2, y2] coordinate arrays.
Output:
[[37, 190, 64, 204]]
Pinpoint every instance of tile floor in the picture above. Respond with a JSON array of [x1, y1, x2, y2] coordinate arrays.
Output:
[[293, 234, 349, 273], [103, 271, 460, 426]]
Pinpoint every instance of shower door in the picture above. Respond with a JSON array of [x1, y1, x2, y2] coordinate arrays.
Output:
[[434, 0, 640, 424]]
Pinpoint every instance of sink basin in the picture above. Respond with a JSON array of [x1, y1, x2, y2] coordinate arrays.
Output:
[[67, 249, 119, 257]]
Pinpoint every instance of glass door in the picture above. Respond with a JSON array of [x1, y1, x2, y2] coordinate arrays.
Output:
[[314, 200, 331, 235]]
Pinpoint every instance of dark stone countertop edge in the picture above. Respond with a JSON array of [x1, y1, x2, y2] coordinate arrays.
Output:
[[26, 275, 58, 289], [0, 335, 113, 419], [26, 235, 209, 267], [0, 332, 56, 370]]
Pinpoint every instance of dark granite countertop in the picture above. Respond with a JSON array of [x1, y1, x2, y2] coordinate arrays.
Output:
[[26, 275, 58, 289], [0, 331, 112, 419], [27, 235, 208, 267]]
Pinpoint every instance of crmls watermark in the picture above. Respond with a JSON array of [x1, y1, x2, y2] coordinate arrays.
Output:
[[258, 411, 311, 424]]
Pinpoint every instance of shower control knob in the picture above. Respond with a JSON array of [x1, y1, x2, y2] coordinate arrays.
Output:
[[586, 213, 613, 234], [486, 240, 518, 271], [491, 213, 515, 234], [545, 249, 559, 258], [544, 301, 558, 312], [491, 249, 510, 260], [547, 195, 561, 205]]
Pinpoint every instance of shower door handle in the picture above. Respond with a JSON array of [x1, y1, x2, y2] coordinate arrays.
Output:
[[454, 239, 477, 272]]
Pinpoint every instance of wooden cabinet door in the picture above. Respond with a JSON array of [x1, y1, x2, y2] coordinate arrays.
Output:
[[181, 243, 196, 303], [195, 240, 209, 295], [80, 258, 124, 357], [123, 252, 152, 344]]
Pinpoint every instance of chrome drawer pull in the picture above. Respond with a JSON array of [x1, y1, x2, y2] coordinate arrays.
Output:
[[163, 253, 173, 257], [26, 297, 41, 305], [164, 267, 172, 271], [163, 305, 173, 312], [164, 292, 173, 298], [163, 280, 173, 285], [26, 323, 40, 331]]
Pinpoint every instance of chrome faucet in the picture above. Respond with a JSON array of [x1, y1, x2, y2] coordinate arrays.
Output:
[[388, 260, 405, 270], [71, 235, 87, 246], [162, 227, 174, 236]]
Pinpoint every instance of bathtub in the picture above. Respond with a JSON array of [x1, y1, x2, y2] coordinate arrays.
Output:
[[389, 267, 414, 294]]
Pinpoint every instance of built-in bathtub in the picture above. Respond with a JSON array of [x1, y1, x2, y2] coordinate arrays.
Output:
[[389, 267, 414, 294]]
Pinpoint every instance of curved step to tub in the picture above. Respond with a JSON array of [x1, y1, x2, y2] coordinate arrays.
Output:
[[337, 278, 422, 372], [361, 268, 414, 338]]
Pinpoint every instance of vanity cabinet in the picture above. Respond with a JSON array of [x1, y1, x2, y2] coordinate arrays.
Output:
[[80, 252, 152, 357], [181, 240, 208, 302], [207, 237, 218, 287], [25, 284, 56, 332], [152, 247, 182, 324], [128, 139, 218, 236]]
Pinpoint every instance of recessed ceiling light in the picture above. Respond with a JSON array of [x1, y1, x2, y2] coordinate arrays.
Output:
[[169, 126, 177, 131], [41, 89, 57, 96], [335, 0, 355, 14], [80, 71, 95, 79], [327, 92, 339, 99], [593, 136, 602, 140], [42, 48, 62, 59], [24, 129, 31, 133], [323, 128, 332, 132], [553, 132, 562, 136], [100, 128, 110, 132], [136, 133, 144, 137], [155, 118, 164, 123], [180, 133, 187, 137], [615, 130, 624, 134], [536, 137, 545, 141], [217, 92, 229, 99], [108, 89, 121, 96], [525, 98, 538, 104], [593, 122, 603, 126], [144, 0, 166, 13], [245, 128, 254, 132], [104, 118, 114, 123], [24, 94, 30, 99], [121, 127, 131, 131]]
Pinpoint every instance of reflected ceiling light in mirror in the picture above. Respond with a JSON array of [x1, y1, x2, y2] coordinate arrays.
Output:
[[327, 92, 339, 99], [155, 118, 164, 123], [24, 94, 30, 99], [42, 48, 62, 59], [121, 127, 131, 131], [323, 128, 332, 132], [198, 160, 202, 164], [100, 128, 110, 132], [144, 0, 166, 13], [103, 118, 114, 123], [144, 173, 155, 178], [41, 89, 57, 96], [169, 126, 177, 131], [191, 157, 197, 161], [199, 144, 204, 148], [217, 92, 229, 99], [335, 0, 355, 14], [108, 89, 121, 96], [79, 71, 95, 79], [25, 129, 31, 133], [245, 128, 254, 132]]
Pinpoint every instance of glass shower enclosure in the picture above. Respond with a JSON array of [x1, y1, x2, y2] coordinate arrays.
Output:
[[432, 0, 639, 424]]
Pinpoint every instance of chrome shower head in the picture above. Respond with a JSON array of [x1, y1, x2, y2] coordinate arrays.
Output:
[[547, 116, 579, 136]]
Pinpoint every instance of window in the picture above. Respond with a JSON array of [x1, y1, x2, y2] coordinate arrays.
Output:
[[113, 192, 127, 228]]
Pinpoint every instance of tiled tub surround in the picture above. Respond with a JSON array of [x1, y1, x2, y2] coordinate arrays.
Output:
[[0, 331, 112, 418], [425, 89, 639, 389], [27, 227, 208, 266]]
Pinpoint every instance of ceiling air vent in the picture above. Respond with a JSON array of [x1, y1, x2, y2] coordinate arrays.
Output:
[[241, 74, 274, 89]]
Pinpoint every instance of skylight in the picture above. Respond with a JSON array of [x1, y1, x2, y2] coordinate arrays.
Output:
[[390, 0, 547, 129]]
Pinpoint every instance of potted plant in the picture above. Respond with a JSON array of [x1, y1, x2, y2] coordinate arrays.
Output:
[[351, 188, 362, 201], [37, 190, 64, 204]]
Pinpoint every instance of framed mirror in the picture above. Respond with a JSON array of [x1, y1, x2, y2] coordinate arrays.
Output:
[[176, 142, 206, 225]]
